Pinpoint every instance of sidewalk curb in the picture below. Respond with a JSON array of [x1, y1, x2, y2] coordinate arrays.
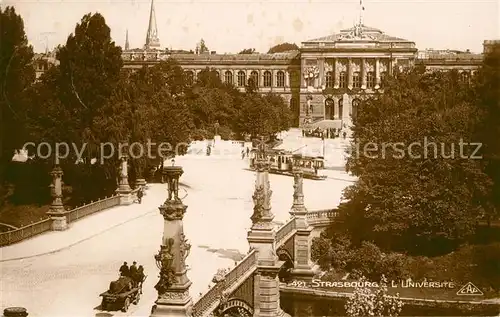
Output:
[[0, 207, 158, 263]]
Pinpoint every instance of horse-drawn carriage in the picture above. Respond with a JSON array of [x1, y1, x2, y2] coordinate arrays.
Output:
[[100, 275, 146, 312]]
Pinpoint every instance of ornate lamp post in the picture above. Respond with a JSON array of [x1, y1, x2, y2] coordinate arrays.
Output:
[[151, 163, 193, 317], [247, 139, 289, 317]]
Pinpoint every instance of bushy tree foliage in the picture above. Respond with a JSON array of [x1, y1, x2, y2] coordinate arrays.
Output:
[[188, 67, 292, 139], [342, 67, 493, 255], [267, 43, 299, 54], [0, 6, 35, 184], [1, 11, 294, 211], [474, 44, 500, 220]]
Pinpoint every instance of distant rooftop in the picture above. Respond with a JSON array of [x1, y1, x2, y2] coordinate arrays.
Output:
[[122, 49, 300, 62], [417, 49, 483, 60]]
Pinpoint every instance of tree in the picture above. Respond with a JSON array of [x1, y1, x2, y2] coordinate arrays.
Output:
[[24, 13, 124, 203], [239, 48, 256, 54], [341, 68, 492, 255], [235, 93, 291, 138], [0, 7, 35, 184], [267, 43, 299, 54]]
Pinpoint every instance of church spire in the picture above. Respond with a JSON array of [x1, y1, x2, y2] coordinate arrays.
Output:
[[145, 0, 161, 49], [125, 29, 130, 50]]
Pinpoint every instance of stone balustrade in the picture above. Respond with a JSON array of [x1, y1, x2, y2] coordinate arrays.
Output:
[[192, 250, 257, 317]]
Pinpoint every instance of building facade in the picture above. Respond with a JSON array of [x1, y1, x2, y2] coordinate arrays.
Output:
[[35, 0, 488, 127], [118, 0, 485, 127]]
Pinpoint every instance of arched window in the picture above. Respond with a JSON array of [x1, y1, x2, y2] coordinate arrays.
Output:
[[325, 71, 333, 88], [352, 72, 361, 88], [214, 71, 220, 79], [338, 98, 343, 118], [339, 72, 346, 88], [185, 70, 194, 85], [351, 99, 360, 121], [460, 71, 470, 85], [224, 70, 233, 85], [380, 72, 387, 88], [237, 71, 246, 87], [263, 71, 272, 87], [325, 98, 335, 119], [276, 71, 285, 87], [250, 71, 259, 87], [366, 72, 375, 89]]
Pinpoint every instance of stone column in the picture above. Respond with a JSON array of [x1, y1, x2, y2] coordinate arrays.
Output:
[[289, 168, 314, 281], [342, 93, 350, 120], [116, 155, 133, 205], [334, 59, 340, 88], [151, 165, 193, 317], [285, 71, 290, 87], [375, 58, 381, 89], [46, 165, 68, 231], [347, 58, 353, 90], [361, 58, 367, 90], [247, 143, 289, 317]]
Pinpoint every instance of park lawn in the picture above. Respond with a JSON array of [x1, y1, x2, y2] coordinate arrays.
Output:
[[0, 203, 50, 228]]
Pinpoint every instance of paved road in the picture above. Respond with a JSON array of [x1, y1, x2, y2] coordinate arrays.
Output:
[[0, 140, 354, 316]]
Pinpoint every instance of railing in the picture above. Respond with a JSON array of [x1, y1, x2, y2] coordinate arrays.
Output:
[[275, 218, 296, 246], [66, 195, 120, 223], [0, 218, 52, 247], [192, 249, 257, 317]]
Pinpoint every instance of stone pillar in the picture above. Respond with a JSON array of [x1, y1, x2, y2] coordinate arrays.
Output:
[[342, 93, 350, 120], [333, 59, 340, 89], [285, 71, 290, 87], [46, 165, 68, 231], [289, 168, 314, 281], [151, 165, 193, 317], [361, 58, 367, 90], [347, 58, 353, 90], [116, 156, 133, 205], [247, 144, 289, 317], [375, 58, 381, 89]]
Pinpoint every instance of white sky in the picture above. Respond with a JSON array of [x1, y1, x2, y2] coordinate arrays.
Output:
[[6, 0, 500, 54]]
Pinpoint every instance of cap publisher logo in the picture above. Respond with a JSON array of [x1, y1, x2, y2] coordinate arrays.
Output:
[[456, 282, 484, 296]]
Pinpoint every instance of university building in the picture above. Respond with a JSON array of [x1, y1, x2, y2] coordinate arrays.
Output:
[[34, 0, 496, 127]]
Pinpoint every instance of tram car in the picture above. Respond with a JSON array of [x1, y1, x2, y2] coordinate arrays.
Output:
[[249, 149, 327, 180]]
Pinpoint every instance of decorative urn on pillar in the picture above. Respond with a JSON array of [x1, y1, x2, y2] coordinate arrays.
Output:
[[116, 155, 133, 205]]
